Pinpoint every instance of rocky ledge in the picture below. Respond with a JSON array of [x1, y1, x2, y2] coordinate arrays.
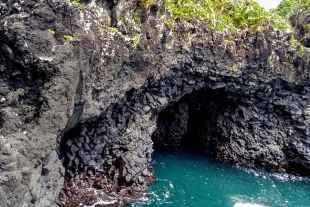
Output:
[[0, 0, 310, 207]]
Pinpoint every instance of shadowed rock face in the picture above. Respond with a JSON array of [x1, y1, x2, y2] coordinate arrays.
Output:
[[0, 0, 310, 206], [153, 78, 310, 173]]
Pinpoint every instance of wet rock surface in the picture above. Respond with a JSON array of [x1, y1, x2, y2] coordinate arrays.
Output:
[[0, 0, 310, 207], [58, 166, 155, 207]]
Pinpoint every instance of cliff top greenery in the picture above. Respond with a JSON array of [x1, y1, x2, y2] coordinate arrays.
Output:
[[274, 0, 310, 17], [165, 0, 291, 31]]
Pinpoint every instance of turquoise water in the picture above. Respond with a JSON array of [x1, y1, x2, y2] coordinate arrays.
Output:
[[130, 146, 310, 207]]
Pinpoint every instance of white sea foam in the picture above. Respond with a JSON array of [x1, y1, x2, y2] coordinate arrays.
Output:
[[234, 202, 267, 207], [88, 200, 117, 206], [80, 189, 118, 207], [235, 165, 310, 182]]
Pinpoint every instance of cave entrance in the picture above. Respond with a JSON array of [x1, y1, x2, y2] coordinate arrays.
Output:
[[152, 87, 228, 155], [181, 104, 207, 152]]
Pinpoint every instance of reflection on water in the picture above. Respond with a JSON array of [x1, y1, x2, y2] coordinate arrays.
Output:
[[130, 146, 310, 207]]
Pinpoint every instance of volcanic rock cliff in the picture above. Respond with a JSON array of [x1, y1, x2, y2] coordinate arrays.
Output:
[[0, 0, 310, 206]]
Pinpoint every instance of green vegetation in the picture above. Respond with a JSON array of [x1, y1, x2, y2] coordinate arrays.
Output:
[[138, 0, 154, 9], [289, 37, 300, 45], [223, 39, 233, 43], [99, 58, 104, 65], [300, 45, 306, 54], [289, 37, 307, 54], [273, 0, 310, 51], [69, 0, 85, 7], [273, 0, 296, 17], [274, 0, 310, 18], [134, 16, 141, 23], [108, 27, 118, 33], [166, 0, 268, 30], [165, 0, 292, 31], [269, 13, 293, 30], [164, 20, 175, 30], [100, 29, 105, 36], [132, 33, 141, 44], [64, 34, 73, 42], [47, 28, 55, 35], [232, 63, 238, 70]]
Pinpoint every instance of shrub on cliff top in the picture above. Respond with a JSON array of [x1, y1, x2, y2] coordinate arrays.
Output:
[[273, 0, 310, 47], [274, 0, 310, 18], [165, 0, 291, 31], [274, 0, 296, 17]]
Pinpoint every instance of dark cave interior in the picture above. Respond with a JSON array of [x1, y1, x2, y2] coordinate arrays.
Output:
[[152, 86, 231, 155]]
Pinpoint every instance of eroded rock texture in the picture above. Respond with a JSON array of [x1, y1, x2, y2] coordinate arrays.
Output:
[[0, 0, 310, 206]]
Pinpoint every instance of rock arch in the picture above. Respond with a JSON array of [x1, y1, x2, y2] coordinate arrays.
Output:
[[58, 57, 310, 201]]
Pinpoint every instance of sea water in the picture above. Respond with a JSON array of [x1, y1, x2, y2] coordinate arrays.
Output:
[[130, 146, 310, 207]]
